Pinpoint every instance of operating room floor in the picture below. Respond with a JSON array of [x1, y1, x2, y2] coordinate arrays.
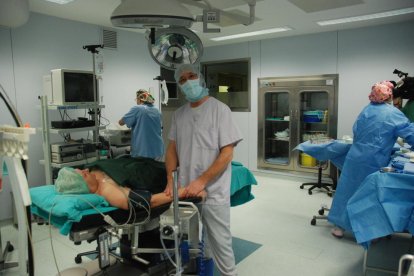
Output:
[[0, 172, 410, 275]]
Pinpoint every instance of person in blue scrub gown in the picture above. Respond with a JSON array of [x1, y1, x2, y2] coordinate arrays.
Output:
[[119, 89, 164, 160], [329, 81, 414, 238]]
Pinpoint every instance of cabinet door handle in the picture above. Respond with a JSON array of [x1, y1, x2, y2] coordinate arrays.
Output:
[[291, 109, 298, 120]]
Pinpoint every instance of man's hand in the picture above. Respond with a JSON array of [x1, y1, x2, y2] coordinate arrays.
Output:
[[164, 181, 174, 198], [185, 178, 207, 197]]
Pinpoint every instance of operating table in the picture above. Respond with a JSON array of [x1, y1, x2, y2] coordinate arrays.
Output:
[[29, 161, 257, 275]]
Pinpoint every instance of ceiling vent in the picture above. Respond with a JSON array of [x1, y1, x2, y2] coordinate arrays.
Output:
[[102, 28, 118, 50]]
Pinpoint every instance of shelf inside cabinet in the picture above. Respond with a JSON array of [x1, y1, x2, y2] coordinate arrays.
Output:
[[266, 119, 289, 122], [267, 137, 290, 142], [302, 122, 327, 125], [302, 130, 328, 133]]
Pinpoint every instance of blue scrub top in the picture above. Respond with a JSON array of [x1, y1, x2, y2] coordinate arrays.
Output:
[[122, 104, 164, 159]]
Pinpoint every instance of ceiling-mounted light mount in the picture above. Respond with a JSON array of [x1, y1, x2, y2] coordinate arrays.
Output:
[[147, 27, 203, 70], [111, 0, 258, 69], [111, 0, 194, 29]]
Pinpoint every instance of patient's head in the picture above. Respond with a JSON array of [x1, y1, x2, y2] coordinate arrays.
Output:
[[55, 167, 90, 194]]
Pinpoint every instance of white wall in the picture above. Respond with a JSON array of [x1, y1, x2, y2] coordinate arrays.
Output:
[[1, 12, 413, 219], [203, 21, 414, 171]]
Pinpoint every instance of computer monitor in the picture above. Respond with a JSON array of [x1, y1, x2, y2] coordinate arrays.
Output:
[[44, 69, 97, 105]]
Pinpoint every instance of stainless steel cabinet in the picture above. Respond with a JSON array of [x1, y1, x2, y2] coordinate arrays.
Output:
[[258, 75, 338, 176]]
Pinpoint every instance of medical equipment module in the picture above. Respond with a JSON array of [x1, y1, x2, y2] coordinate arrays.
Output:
[[160, 203, 199, 247]]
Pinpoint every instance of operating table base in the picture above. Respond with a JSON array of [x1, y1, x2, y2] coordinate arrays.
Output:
[[310, 205, 330, 226]]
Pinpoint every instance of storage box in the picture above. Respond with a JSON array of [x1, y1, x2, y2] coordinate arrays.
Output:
[[303, 110, 324, 123], [301, 153, 316, 166]]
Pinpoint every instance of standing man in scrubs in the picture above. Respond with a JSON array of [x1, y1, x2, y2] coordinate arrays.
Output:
[[119, 89, 164, 160], [329, 81, 414, 238], [164, 64, 243, 276]]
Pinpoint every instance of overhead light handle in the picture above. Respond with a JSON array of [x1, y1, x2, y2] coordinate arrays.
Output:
[[150, 28, 156, 44]]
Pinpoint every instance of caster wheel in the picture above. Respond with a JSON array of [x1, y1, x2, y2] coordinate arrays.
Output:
[[300, 185, 304, 189], [8, 244, 14, 252], [75, 256, 82, 264], [318, 209, 324, 215], [311, 218, 316, 226], [308, 190, 312, 195]]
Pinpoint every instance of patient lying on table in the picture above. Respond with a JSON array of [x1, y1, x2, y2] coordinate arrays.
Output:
[[54, 158, 205, 210]]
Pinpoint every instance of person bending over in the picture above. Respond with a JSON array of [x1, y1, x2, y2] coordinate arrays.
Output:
[[328, 81, 414, 238], [119, 89, 164, 160]]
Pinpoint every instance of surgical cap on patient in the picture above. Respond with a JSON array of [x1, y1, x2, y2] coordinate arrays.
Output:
[[369, 81, 394, 103], [55, 167, 89, 194]]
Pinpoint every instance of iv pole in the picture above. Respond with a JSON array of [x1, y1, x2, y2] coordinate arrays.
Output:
[[82, 44, 103, 156], [172, 170, 182, 276]]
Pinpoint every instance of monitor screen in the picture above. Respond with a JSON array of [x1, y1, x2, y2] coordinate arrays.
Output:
[[63, 72, 95, 103]]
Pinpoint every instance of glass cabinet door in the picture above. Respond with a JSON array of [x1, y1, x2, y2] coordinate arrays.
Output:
[[298, 90, 329, 167], [264, 91, 291, 165]]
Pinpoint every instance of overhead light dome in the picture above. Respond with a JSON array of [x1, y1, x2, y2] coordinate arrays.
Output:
[[147, 27, 203, 70], [0, 0, 29, 28], [111, 0, 194, 29]]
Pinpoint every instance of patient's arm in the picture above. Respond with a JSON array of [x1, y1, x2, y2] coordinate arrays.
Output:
[[101, 186, 206, 210], [150, 188, 206, 208], [93, 170, 206, 210]]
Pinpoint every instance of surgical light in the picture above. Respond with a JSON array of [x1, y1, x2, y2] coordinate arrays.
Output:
[[111, 0, 194, 29], [147, 27, 203, 70]]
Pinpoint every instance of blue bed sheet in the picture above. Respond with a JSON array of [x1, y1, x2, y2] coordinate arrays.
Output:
[[30, 185, 116, 235], [347, 171, 414, 248], [294, 140, 352, 170], [296, 140, 414, 248]]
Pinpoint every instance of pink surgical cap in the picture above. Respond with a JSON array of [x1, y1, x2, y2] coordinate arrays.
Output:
[[368, 81, 394, 103]]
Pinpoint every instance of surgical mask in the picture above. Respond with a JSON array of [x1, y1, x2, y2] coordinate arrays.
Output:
[[180, 79, 208, 102]]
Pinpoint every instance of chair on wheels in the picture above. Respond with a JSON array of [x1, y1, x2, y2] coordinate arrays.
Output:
[[300, 161, 333, 196]]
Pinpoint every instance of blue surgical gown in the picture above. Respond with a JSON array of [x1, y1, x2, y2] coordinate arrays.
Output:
[[122, 104, 164, 159], [328, 103, 414, 231]]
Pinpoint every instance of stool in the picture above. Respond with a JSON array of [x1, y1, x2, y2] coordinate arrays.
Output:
[[300, 162, 333, 196]]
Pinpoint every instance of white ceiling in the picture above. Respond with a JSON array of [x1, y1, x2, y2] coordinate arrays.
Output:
[[28, 0, 414, 47]]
